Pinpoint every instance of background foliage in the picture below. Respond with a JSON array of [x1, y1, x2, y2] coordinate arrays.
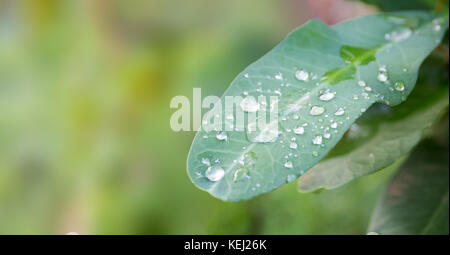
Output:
[[0, 0, 447, 234]]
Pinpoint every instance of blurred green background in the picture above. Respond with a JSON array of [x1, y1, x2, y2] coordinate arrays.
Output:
[[0, 0, 400, 234]]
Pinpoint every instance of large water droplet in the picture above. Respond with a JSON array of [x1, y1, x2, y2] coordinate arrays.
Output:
[[205, 166, 225, 182], [330, 122, 338, 129], [295, 69, 309, 82], [394, 81, 405, 91], [310, 106, 325, 116], [216, 131, 228, 141], [319, 90, 336, 101], [240, 97, 260, 112]]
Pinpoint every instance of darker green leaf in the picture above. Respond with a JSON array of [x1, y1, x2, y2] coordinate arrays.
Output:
[[368, 138, 449, 235]]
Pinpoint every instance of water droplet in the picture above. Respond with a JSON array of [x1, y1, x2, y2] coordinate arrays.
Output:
[[275, 72, 283, 80], [274, 88, 282, 96], [310, 106, 325, 116], [394, 81, 405, 91], [240, 97, 260, 112], [312, 151, 319, 157], [201, 158, 211, 166], [334, 108, 345, 116], [319, 90, 336, 101], [432, 18, 442, 31], [205, 166, 225, 182], [358, 80, 366, 87], [324, 133, 331, 139], [295, 69, 309, 82], [377, 72, 388, 83], [385, 29, 412, 42], [330, 122, 338, 129], [244, 73, 249, 78], [289, 142, 298, 149], [293, 126, 305, 135], [367, 232, 379, 235], [287, 174, 296, 182], [312, 135, 323, 145], [377, 66, 388, 83], [216, 131, 228, 141], [284, 161, 293, 169], [364, 86, 372, 92]]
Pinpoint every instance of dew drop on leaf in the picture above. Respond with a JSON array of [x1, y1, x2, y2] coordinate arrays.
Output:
[[334, 108, 345, 116], [201, 158, 211, 166], [216, 131, 228, 141], [377, 66, 388, 83], [310, 106, 325, 116], [205, 166, 225, 182], [394, 81, 405, 91], [319, 90, 336, 101], [295, 69, 309, 82], [293, 126, 305, 135], [312, 135, 323, 145], [275, 72, 283, 80], [289, 142, 298, 149], [284, 161, 293, 169]]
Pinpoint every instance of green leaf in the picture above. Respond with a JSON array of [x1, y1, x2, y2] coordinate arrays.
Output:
[[354, 0, 437, 12], [354, 0, 449, 16], [187, 11, 448, 201], [368, 138, 449, 235], [298, 54, 449, 192]]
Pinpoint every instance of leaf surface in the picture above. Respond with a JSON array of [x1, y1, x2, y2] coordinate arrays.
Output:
[[187, 11, 448, 201], [298, 55, 449, 192]]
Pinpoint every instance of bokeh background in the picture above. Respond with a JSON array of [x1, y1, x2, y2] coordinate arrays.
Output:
[[0, 0, 405, 234]]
